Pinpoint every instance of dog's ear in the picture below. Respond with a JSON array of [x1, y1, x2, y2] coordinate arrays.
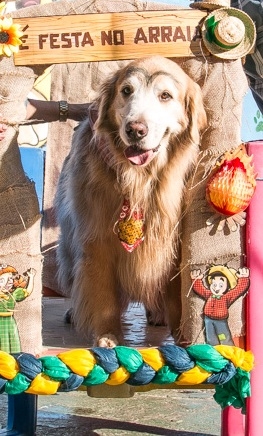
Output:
[[186, 81, 207, 145], [93, 72, 119, 132]]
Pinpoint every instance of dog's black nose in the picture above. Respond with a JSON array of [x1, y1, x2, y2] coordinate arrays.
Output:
[[125, 121, 148, 140]]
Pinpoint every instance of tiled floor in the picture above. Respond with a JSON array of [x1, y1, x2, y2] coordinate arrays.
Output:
[[42, 297, 175, 349]]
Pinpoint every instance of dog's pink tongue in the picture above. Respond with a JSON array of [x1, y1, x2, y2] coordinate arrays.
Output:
[[125, 147, 154, 166]]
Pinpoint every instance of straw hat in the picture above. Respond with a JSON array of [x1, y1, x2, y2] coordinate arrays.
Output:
[[190, 0, 230, 11], [0, 264, 17, 275], [202, 7, 256, 59], [207, 265, 237, 290]]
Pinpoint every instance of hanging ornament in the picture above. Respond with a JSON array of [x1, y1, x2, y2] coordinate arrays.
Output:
[[115, 198, 145, 252], [206, 144, 257, 216]]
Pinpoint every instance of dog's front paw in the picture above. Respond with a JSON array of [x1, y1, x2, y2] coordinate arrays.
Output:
[[96, 334, 119, 348]]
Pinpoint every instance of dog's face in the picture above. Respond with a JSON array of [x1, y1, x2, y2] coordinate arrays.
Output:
[[95, 56, 206, 167]]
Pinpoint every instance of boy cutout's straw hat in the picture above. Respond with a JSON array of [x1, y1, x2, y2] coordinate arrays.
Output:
[[201, 7, 256, 59], [207, 265, 237, 289], [190, 0, 230, 11]]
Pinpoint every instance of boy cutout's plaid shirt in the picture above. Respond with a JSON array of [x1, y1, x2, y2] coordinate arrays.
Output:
[[192, 277, 250, 320]]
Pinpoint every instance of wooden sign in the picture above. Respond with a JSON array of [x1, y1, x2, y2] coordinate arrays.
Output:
[[13, 9, 208, 66]]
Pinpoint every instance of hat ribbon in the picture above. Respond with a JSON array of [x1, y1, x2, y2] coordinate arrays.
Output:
[[206, 15, 240, 50]]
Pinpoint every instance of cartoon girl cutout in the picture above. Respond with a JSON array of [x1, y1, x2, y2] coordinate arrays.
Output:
[[0, 264, 36, 353], [191, 265, 250, 346]]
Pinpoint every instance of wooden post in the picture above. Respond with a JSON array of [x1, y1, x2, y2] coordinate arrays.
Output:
[[246, 141, 263, 436], [221, 407, 245, 436]]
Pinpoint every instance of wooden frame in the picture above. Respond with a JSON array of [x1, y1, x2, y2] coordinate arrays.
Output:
[[0, 7, 260, 436]]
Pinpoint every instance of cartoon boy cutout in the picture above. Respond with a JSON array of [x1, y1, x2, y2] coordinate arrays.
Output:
[[0, 264, 36, 353], [190, 265, 250, 346]]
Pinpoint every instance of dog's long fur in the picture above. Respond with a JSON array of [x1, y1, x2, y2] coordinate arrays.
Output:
[[55, 56, 207, 347]]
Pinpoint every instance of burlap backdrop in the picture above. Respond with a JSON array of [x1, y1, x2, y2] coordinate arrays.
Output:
[[0, 57, 43, 354], [177, 57, 248, 343], [11, 0, 249, 345]]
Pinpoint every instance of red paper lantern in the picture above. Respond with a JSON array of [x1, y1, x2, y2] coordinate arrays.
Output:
[[206, 145, 257, 216]]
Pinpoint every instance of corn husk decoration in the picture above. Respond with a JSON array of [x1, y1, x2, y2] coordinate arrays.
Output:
[[206, 144, 256, 216]]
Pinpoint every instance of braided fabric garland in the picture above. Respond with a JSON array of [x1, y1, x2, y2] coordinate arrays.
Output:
[[0, 344, 253, 413]]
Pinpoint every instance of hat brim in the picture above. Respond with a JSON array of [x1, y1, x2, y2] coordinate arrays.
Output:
[[202, 7, 256, 59], [190, 2, 228, 10]]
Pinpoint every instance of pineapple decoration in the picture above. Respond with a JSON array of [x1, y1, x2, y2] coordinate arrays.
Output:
[[206, 144, 256, 216], [116, 198, 145, 252]]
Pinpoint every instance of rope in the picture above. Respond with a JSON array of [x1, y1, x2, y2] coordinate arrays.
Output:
[[0, 344, 253, 413]]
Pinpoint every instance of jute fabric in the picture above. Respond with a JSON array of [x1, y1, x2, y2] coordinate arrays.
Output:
[[0, 56, 43, 354]]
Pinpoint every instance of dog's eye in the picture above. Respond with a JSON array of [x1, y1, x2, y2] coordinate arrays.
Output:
[[121, 86, 133, 96], [160, 92, 172, 101]]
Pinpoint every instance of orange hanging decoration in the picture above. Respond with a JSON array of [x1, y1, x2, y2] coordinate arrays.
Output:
[[206, 144, 257, 216]]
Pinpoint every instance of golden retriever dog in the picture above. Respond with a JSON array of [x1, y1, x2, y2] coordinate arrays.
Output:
[[55, 56, 207, 347]]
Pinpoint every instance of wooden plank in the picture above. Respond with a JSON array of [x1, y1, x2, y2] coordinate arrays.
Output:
[[13, 9, 208, 66]]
